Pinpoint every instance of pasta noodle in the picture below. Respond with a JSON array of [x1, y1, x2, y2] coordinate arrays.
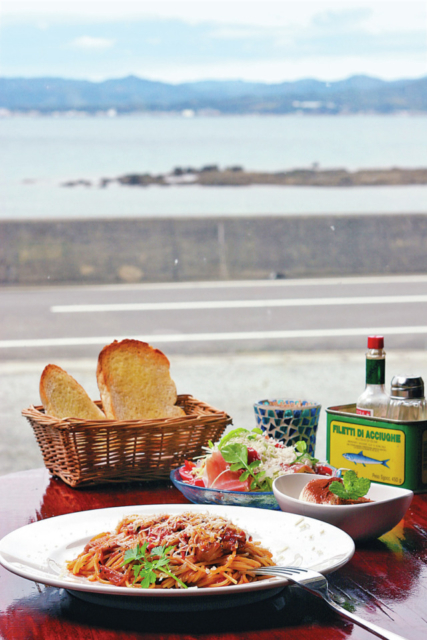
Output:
[[67, 511, 275, 589]]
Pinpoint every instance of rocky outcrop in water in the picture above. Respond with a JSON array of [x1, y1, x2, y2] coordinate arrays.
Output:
[[61, 166, 427, 188]]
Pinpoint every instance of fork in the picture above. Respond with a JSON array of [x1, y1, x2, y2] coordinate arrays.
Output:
[[253, 566, 408, 640]]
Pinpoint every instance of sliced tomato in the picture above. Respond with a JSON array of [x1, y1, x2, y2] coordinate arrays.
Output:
[[193, 477, 205, 487], [290, 463, 315, 474], [179, 466, 195, 483], [315, 464, 334, 476], [247, 447, 260, 464], [179, 460, 205, 486]]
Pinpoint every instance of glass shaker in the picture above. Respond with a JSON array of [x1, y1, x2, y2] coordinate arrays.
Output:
[[386, 375, 427, 421]]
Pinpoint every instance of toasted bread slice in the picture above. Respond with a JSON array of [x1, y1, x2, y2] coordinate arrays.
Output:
[[96, 339, 185, 420], [40, 364, 106, 420]]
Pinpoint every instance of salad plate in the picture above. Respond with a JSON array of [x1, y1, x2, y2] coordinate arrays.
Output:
[[0, 503, 355, 611], [170, 468, 280, 509], [171, 426, 336, 510]]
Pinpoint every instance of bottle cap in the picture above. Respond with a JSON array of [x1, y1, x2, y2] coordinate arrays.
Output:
[[367, 335, 384, 349], [390, 375, 425, 399]]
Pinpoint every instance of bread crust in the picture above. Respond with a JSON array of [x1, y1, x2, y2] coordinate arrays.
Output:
[[96, 339, 185, 420], [40, 364, 106, 420]]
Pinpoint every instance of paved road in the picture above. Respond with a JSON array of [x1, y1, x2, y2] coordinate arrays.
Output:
[[1, 274, 427, 360], [2, 274, 427, 476]]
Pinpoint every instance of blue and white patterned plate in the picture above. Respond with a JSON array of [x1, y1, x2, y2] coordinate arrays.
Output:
[[170, 468, 279, 510]]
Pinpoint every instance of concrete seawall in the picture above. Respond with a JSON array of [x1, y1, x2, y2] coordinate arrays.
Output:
[[1, 214, 427, 286]]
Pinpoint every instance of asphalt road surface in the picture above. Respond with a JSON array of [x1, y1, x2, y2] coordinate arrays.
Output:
[[2, 274, 427, 475], [2, 274, 427, 361]]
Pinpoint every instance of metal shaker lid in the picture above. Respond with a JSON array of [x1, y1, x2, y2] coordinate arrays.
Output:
[[390, 375, 425, 399]]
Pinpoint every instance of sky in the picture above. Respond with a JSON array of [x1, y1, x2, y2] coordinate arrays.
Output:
[[1, 0, 426, 83]]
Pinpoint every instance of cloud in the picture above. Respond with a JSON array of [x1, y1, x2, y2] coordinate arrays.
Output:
[[209, 26, 269, 40], [312, 7, 372, 29], [71, 36, 115, 50], [1, 1, 425, 82], [2, 1, 426, 32]]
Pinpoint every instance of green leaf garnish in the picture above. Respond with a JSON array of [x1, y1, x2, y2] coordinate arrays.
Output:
[[221, 443, 269, 491], [329, 470, 371, 501], [123, 541, 148, 564], [218, 428, 250, 450], [293, 440, 319, 466], [221, 443, 248, 466], [295, 441, 307, 454], [122, 544, 187, 589]]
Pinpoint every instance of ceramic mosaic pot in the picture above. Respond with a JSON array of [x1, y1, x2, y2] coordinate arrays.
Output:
[[253, 400, 321, 456]]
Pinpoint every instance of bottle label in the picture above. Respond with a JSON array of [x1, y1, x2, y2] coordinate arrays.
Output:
[[356, 407, 374, 416], [366, 358, 385, 385]]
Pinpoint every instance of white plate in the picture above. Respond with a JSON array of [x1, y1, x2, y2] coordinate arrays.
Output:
[[0, 504, 354, 611], [273, 474, 414, 543]]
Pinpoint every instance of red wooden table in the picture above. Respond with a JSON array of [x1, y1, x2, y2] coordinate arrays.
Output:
[[0, 468, 426, 640]]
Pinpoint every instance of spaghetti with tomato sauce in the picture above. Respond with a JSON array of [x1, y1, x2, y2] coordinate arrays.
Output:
[[67, 512, 275, 589]]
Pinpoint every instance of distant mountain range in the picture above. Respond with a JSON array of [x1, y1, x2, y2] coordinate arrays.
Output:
[[1, 75, 426, 114]]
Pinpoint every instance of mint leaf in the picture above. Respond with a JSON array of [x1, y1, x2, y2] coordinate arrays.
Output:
[[229, 462, 243, 472], [329, 471, 371, 500], [343, 470, 357, 490], [239, 470, 250, 481], [344, 471, 371, 499], [328, 481, 349, 499], [252, 427, 263, 435]]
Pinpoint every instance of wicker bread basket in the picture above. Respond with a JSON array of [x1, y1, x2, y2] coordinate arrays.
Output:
[[22, 395, 231, 488]]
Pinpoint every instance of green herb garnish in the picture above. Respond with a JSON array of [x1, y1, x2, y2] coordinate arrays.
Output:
[[329, 470, 371, 501], [122, 542, 188, 589], [294, 440, 319, 466], [220, 442, 268, 491], [218, 428, 250, 450]]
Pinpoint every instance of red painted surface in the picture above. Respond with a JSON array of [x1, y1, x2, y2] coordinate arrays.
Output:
[[0, 468, 425, 640]]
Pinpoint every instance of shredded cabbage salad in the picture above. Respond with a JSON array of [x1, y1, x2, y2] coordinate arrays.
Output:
[[179, 427, 331, 492]]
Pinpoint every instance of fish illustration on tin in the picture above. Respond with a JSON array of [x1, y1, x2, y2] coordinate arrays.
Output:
[[342, 451, 390, 468]]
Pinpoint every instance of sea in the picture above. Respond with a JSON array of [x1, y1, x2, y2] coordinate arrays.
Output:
[[1, 114, 427, 220]]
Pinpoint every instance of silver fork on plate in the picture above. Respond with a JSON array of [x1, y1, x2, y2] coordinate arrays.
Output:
[[253, 566, 408, 640]]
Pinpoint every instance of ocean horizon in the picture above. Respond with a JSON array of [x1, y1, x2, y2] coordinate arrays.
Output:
[[1, 114, 427, 220]]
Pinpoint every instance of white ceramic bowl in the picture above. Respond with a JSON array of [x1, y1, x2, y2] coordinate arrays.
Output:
[[273, 473, 413, 543]]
